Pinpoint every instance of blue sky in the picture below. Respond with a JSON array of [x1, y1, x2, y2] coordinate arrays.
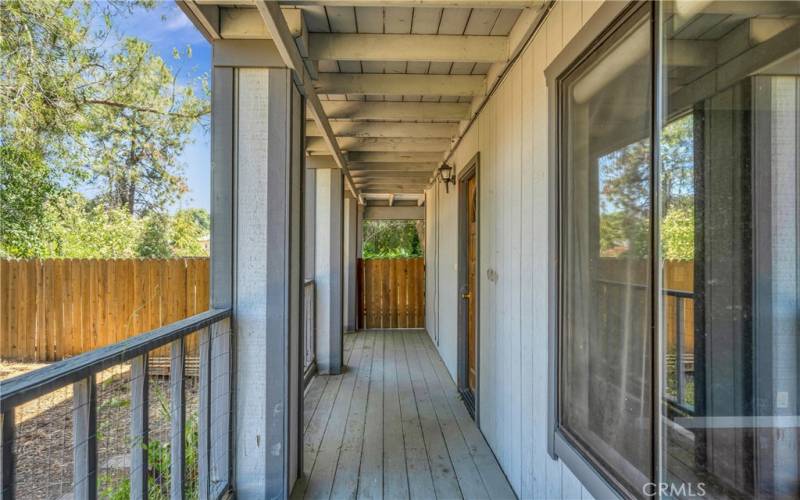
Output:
[[110, 1, 212, 211]]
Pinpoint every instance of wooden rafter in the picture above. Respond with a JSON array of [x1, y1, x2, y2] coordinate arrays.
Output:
[[254, 0, 360, 199]]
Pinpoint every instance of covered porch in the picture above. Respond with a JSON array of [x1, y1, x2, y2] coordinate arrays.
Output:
[[297, 330, 514, 500]]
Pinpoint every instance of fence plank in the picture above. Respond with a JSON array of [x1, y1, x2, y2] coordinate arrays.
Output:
[[0, 258, 213, 362], [356, 258, 425, 330]]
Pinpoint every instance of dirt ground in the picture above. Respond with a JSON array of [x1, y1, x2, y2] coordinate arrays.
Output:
[[1, 360, 199, 499]]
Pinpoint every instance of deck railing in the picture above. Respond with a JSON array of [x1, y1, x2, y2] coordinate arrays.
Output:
[[0, 308, 233, 499], [303, 280, 316, 380]]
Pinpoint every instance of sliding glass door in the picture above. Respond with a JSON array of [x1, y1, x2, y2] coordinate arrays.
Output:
[[659, 1, 800, 497], [556, 1, 800, 497]]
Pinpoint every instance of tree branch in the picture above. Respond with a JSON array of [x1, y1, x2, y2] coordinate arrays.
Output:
[[82, 99, 209, 119]]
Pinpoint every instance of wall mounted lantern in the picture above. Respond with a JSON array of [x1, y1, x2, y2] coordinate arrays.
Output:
[[437, 163, 455, 193]]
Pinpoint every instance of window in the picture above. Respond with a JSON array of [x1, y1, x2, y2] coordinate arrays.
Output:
[[558, 5, 652, 494], [552, 1, 800, 498]]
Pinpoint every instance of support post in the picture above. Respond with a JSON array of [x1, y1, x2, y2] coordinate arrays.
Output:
[[315, 168, 344, 374], [130, 355, 149, 500], [73, 376, 97, 499], [170, 338, 185, 500], [343, 193, 358, 332], [1, 410, 13, 500]]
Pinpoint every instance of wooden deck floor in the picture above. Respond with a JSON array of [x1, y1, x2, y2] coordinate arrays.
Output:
[[293, 330, 516, 500]]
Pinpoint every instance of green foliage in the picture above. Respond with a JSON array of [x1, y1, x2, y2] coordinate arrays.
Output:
[[362, 220, 423, 259], [661, 205, 694, 261], [100, 385, 200, 499], [44, 192, 143, 258], [0, 146, 60, 257], [136, 214, 173, 258], [597, 114, 696, 261]]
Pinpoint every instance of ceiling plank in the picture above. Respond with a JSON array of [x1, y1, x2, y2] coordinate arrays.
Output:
[[306, 121, 457, 138], [347, 152, 443, 163], [308, 33, 508, 63], [314, 73, 486, 96], [307, 136, 451, 152], [320, 101, 470, 121]]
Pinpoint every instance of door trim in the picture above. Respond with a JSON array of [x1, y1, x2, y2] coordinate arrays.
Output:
[[457, 153, 480, 420]]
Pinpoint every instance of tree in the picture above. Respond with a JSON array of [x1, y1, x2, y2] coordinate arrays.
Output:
[[84, 38, 207, 215], [362, 220, 423, 259], [1, 0, 208, 216]]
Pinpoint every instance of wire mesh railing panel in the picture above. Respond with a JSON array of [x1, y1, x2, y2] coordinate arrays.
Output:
[[11, 390, 74, 499], [183, 331, 202, 499], [95, 363, 132, 498], [0, 309, 232, 499]]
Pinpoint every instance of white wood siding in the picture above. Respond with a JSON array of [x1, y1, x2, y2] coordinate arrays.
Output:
[[425, 1, 608, 497]]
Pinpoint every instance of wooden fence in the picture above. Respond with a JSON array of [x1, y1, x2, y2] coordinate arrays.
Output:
[[1, 258, 209, 362], [357, 258, 425, 329]]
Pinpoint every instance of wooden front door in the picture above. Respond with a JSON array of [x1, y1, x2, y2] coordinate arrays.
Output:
[[465, 176, 478, 393], [458, 155, 479, 418]]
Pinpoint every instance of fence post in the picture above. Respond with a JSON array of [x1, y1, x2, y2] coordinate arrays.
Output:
[[130, 355, 149, 499], [73, 375, 97, 499]]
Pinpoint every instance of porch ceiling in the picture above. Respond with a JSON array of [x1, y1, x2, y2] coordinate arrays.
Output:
[[179, 0, 548, 204]]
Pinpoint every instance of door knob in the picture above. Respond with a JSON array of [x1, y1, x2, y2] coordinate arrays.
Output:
[[461, 292, 471, 300]]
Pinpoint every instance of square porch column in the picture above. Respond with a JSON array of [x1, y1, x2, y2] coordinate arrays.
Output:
[[343, 193, 359, 332], [212, 40, 303, 498], [314, 168, 344, 374]]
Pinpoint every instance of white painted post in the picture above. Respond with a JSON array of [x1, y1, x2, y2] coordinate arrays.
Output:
[[343, 193, 358, 332], [315, 168, 344, 374], [211, 40, 303, 497]]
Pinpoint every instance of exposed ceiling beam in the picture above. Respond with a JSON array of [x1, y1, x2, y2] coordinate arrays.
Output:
[[360, 188, 427, 194], [314, 74, 486, 96], [347, 152, 444, 163], [306, 121, 457, 138], [349, 162, 436, 172], [308, 34, 507, 63], [320, 101, 470, 121], [350, 168, 432, 176], [254, 0, 359, 197], [176, 1, 220, 41], [307, 137, 451, 153]]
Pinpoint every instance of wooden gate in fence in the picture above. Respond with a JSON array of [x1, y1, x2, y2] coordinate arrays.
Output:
[[0, 258, 209, 362], [357, 258, 425, 329]]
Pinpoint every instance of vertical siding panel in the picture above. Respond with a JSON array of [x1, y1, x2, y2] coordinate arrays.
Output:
[[563, 0, 582, 40], [498, 78, 510, 475], [519, 40, 535, 499], [581, 0, 603, 25], [545, 3, 564, 498], [531, 26, 549, 499], [510, 62, 523, 491]]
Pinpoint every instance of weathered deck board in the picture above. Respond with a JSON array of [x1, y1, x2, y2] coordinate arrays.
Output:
[[300, 330, 514, 499]]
